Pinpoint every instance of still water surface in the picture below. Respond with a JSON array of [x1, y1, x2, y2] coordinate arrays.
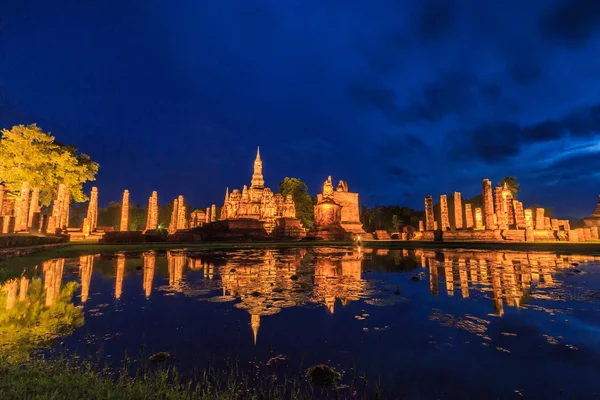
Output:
[[3, 246, 600, 398]]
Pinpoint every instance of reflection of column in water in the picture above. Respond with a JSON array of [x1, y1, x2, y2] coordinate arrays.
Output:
[[541, 260, 554, 284], [251, 314, 260, 345], [479, 259, 488, 283], [115, 254, 125, 300], [421, 254, 427, 268], [468, 259, 478, 284], [207, 262, 214, 280], [491, 266, 504, 316], [79, 255, 94, 303], [502, 263, 519, 307], [325, 296, 335, 314], [444, 256, 454, 296], [458, 258, 469, 298], [428, 258, 438, 296], [44, 259, 64, 307], [402, 249, 409, 258], [143, 251, 156, 298], [4, 279, 18, 309], [19, 276, 29, 302]]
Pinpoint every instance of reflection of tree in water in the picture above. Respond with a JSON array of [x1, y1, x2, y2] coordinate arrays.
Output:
[[0, 268, 83, 360]]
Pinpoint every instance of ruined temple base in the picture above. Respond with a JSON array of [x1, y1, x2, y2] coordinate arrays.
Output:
[[271, 218, 305, 239], [306, 222, 352, 241], [414, 228, 600, 243], [339, 222, 366, 240]]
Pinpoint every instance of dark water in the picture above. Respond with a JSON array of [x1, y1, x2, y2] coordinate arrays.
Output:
[[3, 246, 600, 398]]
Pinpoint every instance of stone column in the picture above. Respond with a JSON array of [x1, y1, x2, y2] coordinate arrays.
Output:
[[120, 190, 130, 231], [482, 179, 495, 230], [568, 230, 579, 242], [424, 196, 434, 231], [550, 218, 559, 230], [211, 204, 217, 222], [433, 221, 439, 230], [513, 200, 526, 229], [146, 191, 158, 231], [176, 195, 186, 230], [169, 198, 179, 233], [464, 204, 473, 229], [48, 183, 66, 234], [494, 187, 507, 230], [28, 188, 40, 229], [474, 207, 484, 230], [439, 195, 450, 231], [83, 187, 99, 234], [524, 209, 533, 230], [16, 181, 31, 231], [205, 207, 211, 223], [535, 208, 545, 230], [544, 217, 551, 231], [418, 220, 424, 232], [453, 192, 463, 230], [60, 189, 70, 229]]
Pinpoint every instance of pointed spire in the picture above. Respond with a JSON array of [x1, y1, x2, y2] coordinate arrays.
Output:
[[250, 147, 264, 189], [255, 146, 261, 161], [251, 314, 260, 345], [225, 187, 229, 202]]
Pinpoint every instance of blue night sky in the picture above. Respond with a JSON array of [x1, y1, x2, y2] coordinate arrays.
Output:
[[1, 0, 600, 217]]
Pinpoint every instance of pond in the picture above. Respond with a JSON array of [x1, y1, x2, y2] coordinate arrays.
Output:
[[2, 246, 600, 398]]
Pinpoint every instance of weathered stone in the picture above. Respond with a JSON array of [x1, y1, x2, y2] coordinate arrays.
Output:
[[464, 203, 473, 229], [1, 216, 14, 233], [544, 216, 551, 231], [474, 207, 484, 230], [27, 188, 40, 229], [453, 192, 463, 230], [59, 189, 70, 229], [189, 209, 206, 228], [482, 179, 496, 230], [83, 187, 99, 234], [205, 207, 210, 223], [525, 229, 535, 242], [15, 181, 31, 232], [583, 228, 592, 241], [562, 220, 571, 231], [439, 195, 450, 231], [433, 221, 439, 230], [590, 226, 599, 240], [550, 218, 559, 230], [501, 183, 514, 226], [513, 200, 526, 229], [177, 195, 187, 229], [494, 187, 507, 230], [210, 203, 217, 222], [535, 208, 545, 230], [424, 196, 434, 231], [120, 190, 130, 231], [568, 230, 579, 242], [525, 209, 533, 230], [418, 220, 424, 232], [145, 191, 159, 231], [169, 199, 179, 234]]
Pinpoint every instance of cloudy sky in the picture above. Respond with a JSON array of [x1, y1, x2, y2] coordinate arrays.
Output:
[[1, 0, 599, 217]]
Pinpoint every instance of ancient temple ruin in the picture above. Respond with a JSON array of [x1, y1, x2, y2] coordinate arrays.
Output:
[[307, 176, 366, 240], [420, 179, 597, 242], [219, 148, 299, 233]]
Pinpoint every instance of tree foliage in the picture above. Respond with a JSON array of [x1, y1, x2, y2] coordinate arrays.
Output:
[[278, 177, 315, 228], [360, 206, 424, 233], [0, 124, 99, 205], [498, 176, 520, 199]]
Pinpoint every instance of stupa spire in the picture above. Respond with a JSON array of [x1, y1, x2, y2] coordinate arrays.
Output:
[[250, 147, 264, 189], [251, 314, 260, 345]]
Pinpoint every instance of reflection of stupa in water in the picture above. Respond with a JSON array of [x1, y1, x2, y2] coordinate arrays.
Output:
[[143, 251, 155, 298], [79, 255, 94, 303], [215, 248, 365, 343], [417, 249, 600, 316]]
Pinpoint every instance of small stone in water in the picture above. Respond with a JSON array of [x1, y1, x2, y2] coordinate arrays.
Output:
[[149, 352, 170, 362]]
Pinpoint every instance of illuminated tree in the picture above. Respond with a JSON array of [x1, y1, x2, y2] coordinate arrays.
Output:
[[498, 176, 520, 199], [0, 124, 99, 205], [278, 177, 315, 228]]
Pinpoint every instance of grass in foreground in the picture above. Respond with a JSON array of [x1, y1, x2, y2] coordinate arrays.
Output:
[[0, 355, 375, 400]]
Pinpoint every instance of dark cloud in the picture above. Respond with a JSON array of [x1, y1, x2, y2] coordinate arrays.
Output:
[[406, 72, 505, 123], [450, 102, 600, 163], [506, 45, 545, 85], [532, 151, 600, 181], [417, 0, 454, 43], [540, 0, 600, 46]]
